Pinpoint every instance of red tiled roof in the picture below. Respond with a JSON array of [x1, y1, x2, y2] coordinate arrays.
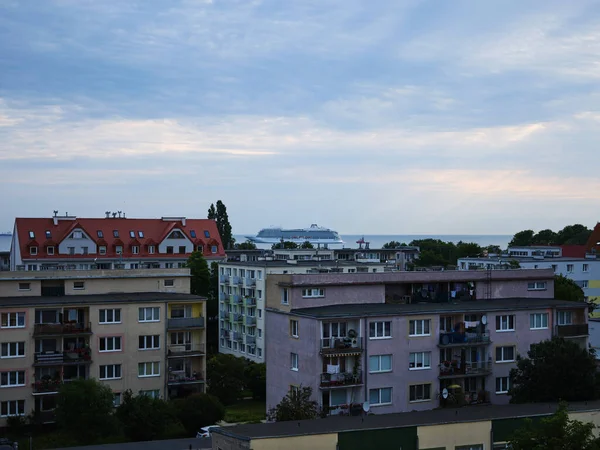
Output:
[[585, 223, 600, 253], [14, 217, 225, 260], [560, 245, 587, 258]]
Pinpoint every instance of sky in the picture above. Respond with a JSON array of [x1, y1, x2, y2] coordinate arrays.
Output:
[[1, 0, 600, 235]]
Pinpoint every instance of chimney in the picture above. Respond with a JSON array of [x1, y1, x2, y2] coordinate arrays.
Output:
[[105, 211, 110, 219], [182, 218, 186, 226]]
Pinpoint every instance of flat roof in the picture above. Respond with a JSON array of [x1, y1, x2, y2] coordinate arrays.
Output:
[[459, 256, 598, 263], [212, 401, 600, 441], [284, 297, 586, 319], [50, 437, 210, 450], [220, 260, 391, 267], [0, 292, 205, 308], [0, 268, 191, 280]]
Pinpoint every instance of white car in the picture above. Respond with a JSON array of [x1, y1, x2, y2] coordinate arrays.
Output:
[[196, 425, 219, 438]]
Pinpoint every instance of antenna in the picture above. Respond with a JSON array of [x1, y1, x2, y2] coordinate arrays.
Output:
[[53, 210, 58, 217], [105, 211, 110, 219], [112, 212, 117, 218], [117, 211, 122, 218]]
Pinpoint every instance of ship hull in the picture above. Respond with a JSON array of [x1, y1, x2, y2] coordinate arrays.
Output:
[[244, 236, 344, 245]]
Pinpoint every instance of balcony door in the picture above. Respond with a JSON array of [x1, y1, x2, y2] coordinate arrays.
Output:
[[171, 305, 192, 319], [322, 322, 347, 339]]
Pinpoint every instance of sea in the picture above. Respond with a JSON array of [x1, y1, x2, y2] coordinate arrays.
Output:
[[235, 234, 513, 250]]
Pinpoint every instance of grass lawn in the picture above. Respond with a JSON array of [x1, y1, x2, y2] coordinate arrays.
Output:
[[224, 399, 266, 423]]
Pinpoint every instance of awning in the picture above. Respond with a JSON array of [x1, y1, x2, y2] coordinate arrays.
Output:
[[326, 351, 362, 357]]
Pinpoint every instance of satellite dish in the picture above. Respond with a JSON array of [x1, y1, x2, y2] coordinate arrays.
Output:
[[362, 402, 370, 413], [442, 388, 449, 399], [481, 315, 488, 325]]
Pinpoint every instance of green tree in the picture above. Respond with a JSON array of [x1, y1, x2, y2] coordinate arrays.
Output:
[[455, 241, 482, 259], [413, 249, 450, 267], [172, 393, 225, 436], [300, 241, 314, 249], [271, 241, 299, 250], [509, 337, 599, 404], [244, 362, 266, 401], [55, 378, 117, 443], [208, 200, 235, 249], [207, 354, 247, 405], [532, 228, 558, 245], [509, 259, 521, 269], [236, 240, 257, 250], [509, 402, 600, 450], [382, 240, 406, 249], [555, 274, 585, 302], [116, 390, 175, 441], [557, 224, 592, 245], [267, 386, 319, 422], [509, 230, 535, 246], [410, 239, 457, 267], [485, 245, 502, 254]]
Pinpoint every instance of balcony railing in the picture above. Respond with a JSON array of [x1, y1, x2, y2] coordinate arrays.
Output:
[[219, 310, 228, 319], [221, 329, 230, 339], [438, 389, 491, 407], [168, 372, 204, 385], [167, 343, 205, 356], [320, 371, 363, 388], [220, 275, 230, 283], [231, 294, 242, 304], [167, 317, 205, 329], [246, 335, 256, 344], [556, 323, 589, 337], [245, 316, 256, 326], [219, 292, 229, 301], [245, 278, 256, 287], [438, 331, 490, 347], [244, 297, 257, 306], [34, 350, 92, 365], [439, 360, 492, 378], [320, 337, 363, 354], [32, 379, 62, 394], [232, 276, 242, 284], [233, 313, 243, 322], [33, 322, 92, 336], [233, 332, 242, 341]]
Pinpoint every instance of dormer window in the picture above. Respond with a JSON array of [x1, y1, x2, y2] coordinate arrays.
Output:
[[148, 245, 155, 254], [211, 245, 217, 254], [30, 246, 38, 255], [116, 246, 123, 254], [97, 230, 104, 238], [45, 230, 51, 239], [167, 230, 185, 239], [47, 246, 55, 255], [197, 245, 203, 253], [28, 231, 35, 239], [99, 246, 107, 255], [71, 231, 82, 239], [204, 230, 210, 238], [138, 231, 144, 238], [129, 231, 135, 238], [190, 230, 197, 238], [113, 230, 119, 238], [132, 245, 139, 255]]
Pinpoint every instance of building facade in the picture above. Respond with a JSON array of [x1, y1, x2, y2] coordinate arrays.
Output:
[[0, 269, 206, 426], [0, 233, 10, 271], [10, 213, 226, 271], [264, 269, 589, 415]]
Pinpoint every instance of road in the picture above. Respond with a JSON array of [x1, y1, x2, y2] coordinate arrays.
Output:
[[51, 437, 212, 450]]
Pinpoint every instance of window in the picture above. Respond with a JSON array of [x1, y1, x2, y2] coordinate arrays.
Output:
[[99, 364, 122, 380], [496, 376, 510, 394], [99, 309, 121, 324], [139, 335, 160, 350], [530, 313, 548, 329], [409, 319, 431, 336], [148, 245, 155, 254], [164, 279, 174, 287], [567, 264, 574, 272], [138, 362, 160, 377], [140, 390, 160, 399], [583, 281, 589, 288], [73, 281, 85, 290], [72, 231, 83, 239], [28, 231, 35, 239], [290, 320, 299, 337], [301, 288, 325, 297], [99, 246, 107, 255], [1, 342, 25, 358], [129, 231, 135, 238], [97, 230, 104, 238], [132, 245, 139, 254], [369, 321, 391, 339], [115, 245, 123, 254], [409, 352, 431, 370], [495, 315, 515, 332], [290, 353, 299, 371], [99, 336, 122, 352], [0, 371, 26, 387], [258, 348, 262, 357], [178, 246, 186, 254], [47, 246, 55, 255], [583, 263, 589, 272], [113, 230, 119, 237], [409, 384, 431, 402], [138, 231, 144, 238], [527, 281, 547, 291], [166, 246, 174, 254], [281, 289, 289, 305], [204, 230, 210, 238], [557, 311, 573, 325], [45, 230, 51, 239], [1, 312, 25, 329], [68, 246, 75, 255], [369, 355, 392, 373], [440, 316, 453, 332], [139, 307, 160, 322], [495, 346, 515, 362], [30, 246, 38, 255], [18, 283, 30, 291], [369, 387, 392, 406], [211, 245, 217, 253], [113, 393, 121, 407], [190, 230, 196, 238], [1, 400, 25, 417]]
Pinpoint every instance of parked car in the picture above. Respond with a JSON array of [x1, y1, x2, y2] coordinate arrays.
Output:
[[196, 425, 219, 438]]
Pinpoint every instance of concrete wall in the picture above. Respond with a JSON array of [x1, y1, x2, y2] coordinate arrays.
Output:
[[291, 284, 385, 310], [418, 420, 491, 449], [211, 433, 251, 450], [252, 434, 339, 450]]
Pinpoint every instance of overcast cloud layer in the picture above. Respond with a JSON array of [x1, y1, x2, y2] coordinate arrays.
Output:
[[1, 0, 600, 234]]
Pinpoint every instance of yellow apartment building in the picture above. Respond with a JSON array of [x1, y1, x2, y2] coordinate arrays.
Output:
[[0, 269, 206, 426]]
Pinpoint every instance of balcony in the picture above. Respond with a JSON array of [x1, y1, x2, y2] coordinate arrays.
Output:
[[438, 360, 492, 379], [245, 297, 257, 306], [35, 410, 57, 424], [438, 331, 491, 347], [245, 316, 256, 326], [233, 331, 242, 341], [33, 322, 92, 337], [233, 313, 243, 322], [220, 274, 230, 283], [32, 379, 62, 394], [221, 329, 230, 339], [438, 389, 491, 407], [219, 310, 228, 319], [167, 343, 205, 357], [320, 371, 363, 389], [167, 317, 205, 330], [232, 276, 242, 285], [34, 350, 92, 366], [231, 294, 242, 304], [320, 337, 363, 355], [168, 371, 204, 385], [219, 292, 229, 302], [245, 278, 256, 287], [556, 323, 589, 338]]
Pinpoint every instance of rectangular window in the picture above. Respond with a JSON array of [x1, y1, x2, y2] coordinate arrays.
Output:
[[409, 352, 431, 370], [30, 246, 38, 255], [97, 230, 103, 238], [583, 264, 589, 272], [148, 245, 155, 254], [99, 364, 122, 380], [139, 335, 160, 350], [496, 376, 510, 394], [211, 245, 218, 253], [113, 230, 119, 238], [582, 281, 589, 288], [290, 320, 299, 337], [67, 247, 75, 255], [47, 246, 55, 255], [530, 313, 548, 330], [369, 321, 391, 339], [132, 246, 139, 254], [99, 246, 107, 255], [129, 231, 135, 238], [138, 231, 144, 238], [140, 390, 160, 399], [281, 289, 289, 305], [1, 342, 25, 358], [178, 246, 186, 254], [495, 346, 515, 362], [138, 307, 160, 322], [440, 316, 453, 332], [409, 319, 431, 336], [190, 230, 196, 238], [82, 247, 88, 255], [99, 336, 122, 352], [369, 355, 392, 373], [567, 264, 574, 272], [290, 353, 299, 371], [113, 393, 121, 407], [0, 371, 26, 387], [409, 384, 431, 402], [115, 245, 123, 254], [1, 312, 26, 329], [28, 231, 35, 239], [164, 279, 174, 287], [73, 281, 85, 290], [45, 230, 51, 239], [495, 315, 515, 332], [204, 230, 210, 238], [527, 282, 547, 291], [301, 288, 325, 298], [369, 387, 392, 406], [0, 400, 25, 417], [138, 362, 160, 377], [18, 283, 30, 291], [557, 311, 573, 325], [99, 309, 121, 324]]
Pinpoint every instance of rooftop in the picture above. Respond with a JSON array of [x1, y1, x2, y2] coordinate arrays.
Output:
[[220, 260, 392, 268], [285, 297, 586, 319], [0, 292, 205, 308], [459, 256, 598, 263], [0, 268, 190, 280], [213, 401, 600, 440]]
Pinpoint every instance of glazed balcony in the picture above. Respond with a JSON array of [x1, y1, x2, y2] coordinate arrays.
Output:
[[34, 350, 92, 366], [219, 293, 229, 302], [244, 297, 257, 306], [167, 317, 205, 330], [438, 360, 492, 379], [221, 329, 230, 339], [438, 331, 491, 347], [245, 278, 256, 287], [33, 322, 92, 337], [231, 294, 242, 304], [32, 379, 62, 394], [320, 371, 363, 389], [167, 343, 205, 357], [233, 313, 243, 322], [168, 371, 204, 385], [555, 324, 589, 338], [233, 331, 242, 341], [246, 335, 256, 345], [245, 316, 257, 326], [232, 276, 242, 285], [320, 337, 363, 355], [219, 274, 230, 283], [219, 310, 228, 319]]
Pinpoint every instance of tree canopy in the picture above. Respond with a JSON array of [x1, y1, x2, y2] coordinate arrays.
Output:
[[509, 337, 599, 404], [300, 241, 314, 249], [509, 224, 592, 247], [410, 239, 483, 268], [236, 240, 257, 250], [509, 402, 600, 450], [207, 353, 247, 405], [271, 241, 299, 249], [554, 274, 585, 302], [267, 386, 319, 422], [172, 393, 225, 435], [116, 390, 176, 442], [244, 361, 266, 401], [208, 200, 235, 249], [382, 240, 407, 249]]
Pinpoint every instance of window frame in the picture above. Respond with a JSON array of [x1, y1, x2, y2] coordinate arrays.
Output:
[[529, 313, 548, 330], [495, 315, 515, 332], [0, 399, 25, 417], [73, 281, 85, 290], [369, 354, 392, 373], [1, 312, 26, 329], [409, 351, 431, 370], [290, 352, 299, 371], [99, 364, 122, 380], [409, 319, 431, 337], [409, 383, 432, 403], [99, 336, 123, 353], [290, 319, 299, 338], [138, 335, 160, 350], [99, 308, 121, 324], [557, 311, 573, 325], [495, 346, 515, 363], [138, 361, 160, 378], [138, 307, 160, 323], [301, 288, 325, 298], [0, 342, 25, 359], [0, 370, 26, 388], [495, 376, 510, 394], [527, 281, 547, 291], [369, 321, 392, 339], [369, 387, 393, 406]]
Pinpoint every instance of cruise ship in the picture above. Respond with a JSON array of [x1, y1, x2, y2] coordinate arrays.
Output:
[[245, 224, 344, 245]]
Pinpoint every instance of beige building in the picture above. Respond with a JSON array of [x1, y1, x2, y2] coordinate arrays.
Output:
[[0, 269, 206, 426]]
